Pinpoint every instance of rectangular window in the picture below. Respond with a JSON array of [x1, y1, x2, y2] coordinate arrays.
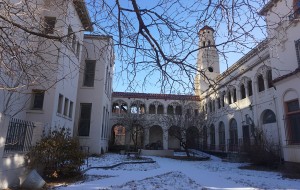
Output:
[[194, 109, 199, 116], [83, 60, 96, 87], [72, 35, 76, 50], [63, 98, 69, 116], [233, 89, 237, 102], [69, 101, 73, 118], [285, 99, 300, 144], [31, 90, 45, 110], [295, 39, 300, 67], [44, 17, 56, 34], [78, 103, 92, 136], [217, 98, 221, 109], [57, 94, 63, 113], [76, 42, 81, 57], [67, 26, 73, 43], [248, 80, 253, 96]]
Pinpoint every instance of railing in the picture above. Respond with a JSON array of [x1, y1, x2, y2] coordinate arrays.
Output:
[[4, 118, 35, 153]]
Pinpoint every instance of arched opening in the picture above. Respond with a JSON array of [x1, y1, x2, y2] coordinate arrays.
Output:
[[168, 126, 181, 150], [111, 124, 126, 146], [210, 124, 215, 150], [218, 122, 225, 151], [120, 103, 128, 114], [130, 104, 138, 114], [229, 118, 238, 152], [157, 105, 164, 114], [130, 102, 145, 114], [186, 126, 199, 149], [148, 125, 163, 149], [262, 109, 276, 124], [267, 70, 273, 88], [112, 103, 119, 114], [149, 104, 155, 114], [201, 126, 207, 150], [233, 88, 237, 102], [139, 104, 145, 114], [228, 91, 232, 104], [167, 105, 174, 114], [175, 105, 182, 115], [261, 109, 278, 144], [130, 125, 144, 150], [248, 80, 253, 96], [257, 74, 265, 92], [240, 84, 246, 99]]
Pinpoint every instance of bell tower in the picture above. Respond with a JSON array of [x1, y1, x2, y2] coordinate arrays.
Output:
[[195, 26, 220, 95]]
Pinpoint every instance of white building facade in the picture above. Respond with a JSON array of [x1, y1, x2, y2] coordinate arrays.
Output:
[[259, 0, 300, 163], [0, 1, 113, 188]]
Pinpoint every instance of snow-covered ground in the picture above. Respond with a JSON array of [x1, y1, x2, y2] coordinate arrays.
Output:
[[55, 153, 300, 190]]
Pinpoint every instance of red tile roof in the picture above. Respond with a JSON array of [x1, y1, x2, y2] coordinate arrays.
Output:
[[112, 92, 200, 101]]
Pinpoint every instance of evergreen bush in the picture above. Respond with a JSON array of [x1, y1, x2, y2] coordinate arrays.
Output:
[[26, 128, 85, 180]]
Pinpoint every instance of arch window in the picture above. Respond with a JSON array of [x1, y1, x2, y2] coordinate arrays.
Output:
[[186, 109, 191, 116], [240, 84, 246, 99], [233, 88, 237, 102], [210, 124, 215, 150], [157, 105, 164, 114], [222, 91, 225, 107], [167, 105, 174, 115], [149, 104, 156, 114], [228, 91, 232, 104], [219, 122, 225, 149], [112, 103, 119, 114], [212, 100, 215, 112], [217, 97, 221, 109], [262, 109, 276, 124], [267, 70, 273, 88], [120, 103, 128, 114], [209, 101, 212, 113], [175, 105, 182, 115], [248, 80, 253, 96], [229, 119, 238, 151], [194, 109, 199, 116], [257, 74, 265, 92]]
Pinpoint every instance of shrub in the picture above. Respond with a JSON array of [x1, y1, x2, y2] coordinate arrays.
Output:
[[247, 128, 280, 167], [26, 128, 85, 180]]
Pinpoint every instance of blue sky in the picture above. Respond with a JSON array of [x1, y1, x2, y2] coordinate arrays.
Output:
[[87, 0, 267, 94]]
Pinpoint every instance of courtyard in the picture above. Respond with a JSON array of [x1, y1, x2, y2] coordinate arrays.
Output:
[[53, 153, 300, 190]]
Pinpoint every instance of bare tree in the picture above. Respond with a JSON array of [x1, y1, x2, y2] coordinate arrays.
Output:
[[88, 0, 268, 93], [161, 101, 209, 157], [116, 113, 151, 151]]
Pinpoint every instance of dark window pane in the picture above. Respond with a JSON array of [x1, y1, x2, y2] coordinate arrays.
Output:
[[83, 60, 96, 87], [287, 100, 300, 112], [240, 84, 246, 99], [44, 17, 56, 34], [258, 75, 265, 92], [267, 70, 273, 88], [32, 90, 44, 110], [78, 103, 92, 136], [248, 80, 253, 96], [262, 110, 276, 124], [286, 113, 300, 144]]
